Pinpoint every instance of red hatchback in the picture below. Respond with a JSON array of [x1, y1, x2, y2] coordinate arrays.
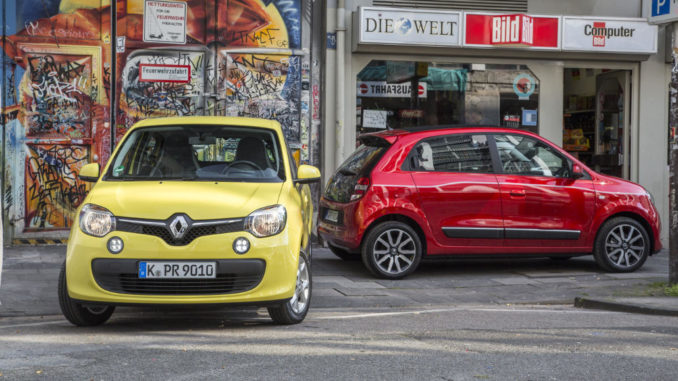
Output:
[[318, 127, 661, 279]]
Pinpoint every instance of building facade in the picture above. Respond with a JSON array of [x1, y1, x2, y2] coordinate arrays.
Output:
[[1, 0, 323, 243], [324, 0, 670, 246]]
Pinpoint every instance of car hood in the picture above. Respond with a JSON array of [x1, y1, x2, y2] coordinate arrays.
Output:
[[88, 181, 284, 220]]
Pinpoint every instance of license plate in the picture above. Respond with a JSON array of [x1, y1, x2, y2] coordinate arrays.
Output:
[[138, 261, 216, 279], [325, 209, 339, 223]]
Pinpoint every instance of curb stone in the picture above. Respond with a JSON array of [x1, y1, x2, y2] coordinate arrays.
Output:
[[574, 297, 678, 317]]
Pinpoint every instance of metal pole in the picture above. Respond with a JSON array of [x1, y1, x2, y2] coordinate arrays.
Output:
[[110, 0, 117, 154], [669, 22, 678, 285], [334, 0, 345, 169]]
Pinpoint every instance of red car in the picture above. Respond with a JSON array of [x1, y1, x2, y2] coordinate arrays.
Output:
[[318, 127, 661, 279]]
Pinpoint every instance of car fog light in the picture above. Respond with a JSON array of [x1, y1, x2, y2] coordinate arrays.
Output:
[[107, 237, 124, 254], [233, 237, 250, 254]]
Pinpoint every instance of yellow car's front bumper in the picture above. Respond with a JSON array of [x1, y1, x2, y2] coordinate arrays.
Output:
[[65, 227, 299, 305]]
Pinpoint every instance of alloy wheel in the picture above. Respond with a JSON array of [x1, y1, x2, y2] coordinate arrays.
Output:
[[604, 223, 646, 269], [290, 256, 310, 314], [372, 228, 417, 275]]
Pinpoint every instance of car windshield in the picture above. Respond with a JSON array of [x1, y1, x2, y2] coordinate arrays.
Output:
[[106, 125, 285, 182]]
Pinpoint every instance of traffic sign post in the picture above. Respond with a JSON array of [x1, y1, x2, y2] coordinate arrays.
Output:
[[647, 0, 678, 285]]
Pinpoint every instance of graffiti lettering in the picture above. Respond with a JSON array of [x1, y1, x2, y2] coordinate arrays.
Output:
[[25, 145, 89, 229]]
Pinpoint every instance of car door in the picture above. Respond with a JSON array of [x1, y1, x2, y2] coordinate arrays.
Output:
[[492, 133, 596, 251], [408, 133, 503, 253]]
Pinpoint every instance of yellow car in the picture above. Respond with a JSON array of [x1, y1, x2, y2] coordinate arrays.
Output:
[[59, 116, 320, 325]]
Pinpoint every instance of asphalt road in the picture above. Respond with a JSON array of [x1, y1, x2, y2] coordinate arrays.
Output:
[[0, 305, 677, 380], [0, 246, 676, 379]]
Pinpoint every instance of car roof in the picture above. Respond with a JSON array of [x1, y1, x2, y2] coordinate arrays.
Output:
[[129, 116, 282, 132], [364, 126, 542, 141]]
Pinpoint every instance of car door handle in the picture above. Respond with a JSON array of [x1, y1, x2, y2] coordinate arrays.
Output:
[[509, 189, 526, 197]]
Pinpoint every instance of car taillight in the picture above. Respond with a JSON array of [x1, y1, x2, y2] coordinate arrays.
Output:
[[350, 177, 370, 201]]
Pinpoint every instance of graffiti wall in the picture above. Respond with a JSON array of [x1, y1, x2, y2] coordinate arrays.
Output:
[[220, 52, 301, 141], [1, 0, 318, 241]]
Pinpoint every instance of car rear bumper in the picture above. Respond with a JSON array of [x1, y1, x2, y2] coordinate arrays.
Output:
[[65, 228, 298, 305], [317, 197, 362, 251]]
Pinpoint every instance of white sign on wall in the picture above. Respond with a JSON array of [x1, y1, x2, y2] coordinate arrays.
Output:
[[362, 110, 389, 129], [357, 81, 427, 98], [562, 16, 657, 53], [358, 7, 461, 47], [139, 64, 191, 83], [144, 0, 187, 44]]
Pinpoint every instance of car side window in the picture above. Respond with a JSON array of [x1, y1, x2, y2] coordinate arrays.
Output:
[[409, 134, 493, 173], [495, 134, 571, 178]]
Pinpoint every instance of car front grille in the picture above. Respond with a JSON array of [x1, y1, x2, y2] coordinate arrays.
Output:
[[92, 259, 265, 295], [116, 216, 245, 246]]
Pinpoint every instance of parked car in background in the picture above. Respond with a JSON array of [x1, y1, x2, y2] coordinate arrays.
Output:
[[60, 116, 320, 325], [318, 127, 661, 279]]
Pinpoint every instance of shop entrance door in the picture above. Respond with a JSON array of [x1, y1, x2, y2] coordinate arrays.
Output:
[[594, 71, 631, 178]]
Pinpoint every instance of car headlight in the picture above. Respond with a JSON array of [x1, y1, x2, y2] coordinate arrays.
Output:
[[79, 204, 116, 237], [245, 205, 286, 238], [641, 187, 656, 207]]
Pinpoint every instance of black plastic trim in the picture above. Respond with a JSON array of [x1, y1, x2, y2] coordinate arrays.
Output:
[[442, 227, 503, 239]]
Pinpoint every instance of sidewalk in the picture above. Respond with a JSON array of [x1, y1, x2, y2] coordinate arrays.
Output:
[[0, 244, 676, 318]]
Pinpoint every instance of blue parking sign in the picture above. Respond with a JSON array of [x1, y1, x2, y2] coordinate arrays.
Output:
[[653, 0, 670, 16]]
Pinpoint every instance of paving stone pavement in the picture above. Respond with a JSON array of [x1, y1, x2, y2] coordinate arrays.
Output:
[[0, 245, 670, 317]]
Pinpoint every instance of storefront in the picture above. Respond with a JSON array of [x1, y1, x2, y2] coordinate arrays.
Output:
[[324, 4, 669, 245]]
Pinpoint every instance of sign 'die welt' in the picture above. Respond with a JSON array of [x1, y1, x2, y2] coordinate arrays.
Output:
[[358, 7, 461, 47]]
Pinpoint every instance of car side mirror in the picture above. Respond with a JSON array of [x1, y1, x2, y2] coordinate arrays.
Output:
[[79, 163, 100, 182], [571, 164, 585, 179], [295, 165, 321, 184]]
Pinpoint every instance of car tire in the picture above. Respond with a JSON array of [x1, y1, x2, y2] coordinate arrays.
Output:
[[328, 244, 360, 261], [268, 249, 312, 325], [593, 217, 650, 273], [58, 262, 115, 326], [361, 221, 422, 279]]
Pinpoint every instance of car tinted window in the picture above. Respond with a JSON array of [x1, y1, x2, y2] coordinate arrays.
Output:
[[495, 134, 570, 178], [409, 134, 493, 173], [106, 125, 285, 182], [324, 144, 386, 203]]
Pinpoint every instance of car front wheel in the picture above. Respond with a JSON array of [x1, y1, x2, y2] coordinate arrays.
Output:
[[58, 263, 115, 326], [268, 249, 312, 325], [593, 217, 650, 272], [362, 221, 422, 279]]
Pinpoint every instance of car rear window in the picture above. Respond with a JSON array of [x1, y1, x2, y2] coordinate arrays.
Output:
[[324, 143, 386, 203]]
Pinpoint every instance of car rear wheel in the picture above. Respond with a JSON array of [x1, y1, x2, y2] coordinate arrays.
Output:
[[268, 249, 312, 325], [362, 221, 422, 279], [328, 244, 360, 261], [593, 217, 649, 273], [58, 263, 115, 326]]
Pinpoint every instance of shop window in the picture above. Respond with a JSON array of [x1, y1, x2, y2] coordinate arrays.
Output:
[[563, 68, 630, 178], [356, 61, 539, 138]]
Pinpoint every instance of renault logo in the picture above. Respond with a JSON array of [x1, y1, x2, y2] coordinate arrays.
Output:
[[168, 215, 189, 240]]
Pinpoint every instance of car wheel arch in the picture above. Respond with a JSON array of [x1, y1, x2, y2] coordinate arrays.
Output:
[[360, 213, 428, 256], [593, 211, 656, 254]]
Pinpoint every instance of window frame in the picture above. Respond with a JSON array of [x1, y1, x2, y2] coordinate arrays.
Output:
[[103, 125, 286, 182], [488, 133, 591, 180], [402, 133, 495, 174]]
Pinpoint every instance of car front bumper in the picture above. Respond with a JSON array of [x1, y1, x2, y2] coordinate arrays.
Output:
[[65, 228, 299, 305]]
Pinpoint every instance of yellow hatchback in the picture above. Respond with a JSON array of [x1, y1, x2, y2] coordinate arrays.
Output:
[[59, 116, 320, 325]]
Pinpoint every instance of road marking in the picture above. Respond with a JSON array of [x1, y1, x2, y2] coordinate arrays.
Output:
[[311, 306, 615, 320], [0, 320, 65, 329]]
